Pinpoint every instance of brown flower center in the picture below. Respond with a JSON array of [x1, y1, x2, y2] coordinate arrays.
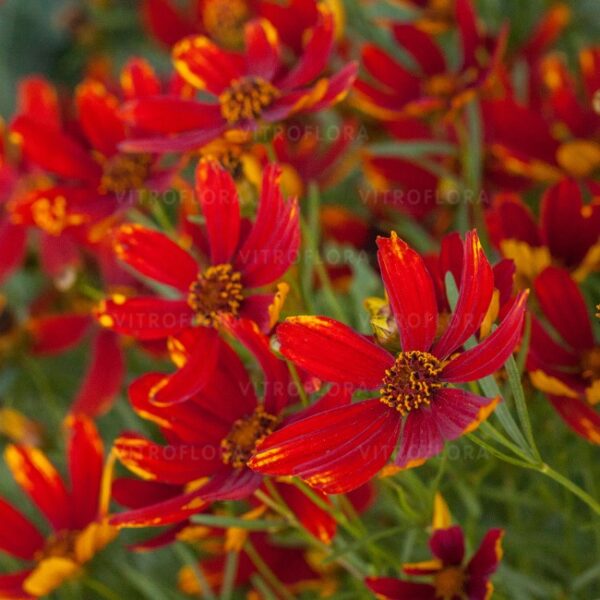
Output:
[[219, 77, 280, 125], [380, 351, 443, 415], [38, 530, 80, 561], [187, 263, 244, 327], [582, 347, 600, 383], [202, 0, 249, 49], [99, 153, 152, 195], [221, 405, 279, 468], [434, 566, 466, 600]]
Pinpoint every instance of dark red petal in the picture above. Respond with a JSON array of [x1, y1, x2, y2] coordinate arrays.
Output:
[[234, 164, 300, 287], [195, 160, 241, 265], [361, 44, 420, 94], [377, 232, 438, 352], [114, 433, 222, 484], [0, 498, 45, 560], [95, 296, 193, 340], [365, 577, 436, 600], [392, 24, 445, 75], [112, 478, 181, 509], [304, 61, 359, 113], [534, 266, 594, 352], [487, 193, 542, 247], [11, 116, 101, 184], [0, 570, 34, 600], [528, 316, 579, 369], [0, 221, 26, 283], [67, 415, 104, 529], [431, 388, 499, 441], [172, 35, 245, 94], [276, 8, 334, 90], [150, 326, 220, 406], [547, 395, 600, 444], [142, 0, 198, 47], [71, 330, 124, 418], [113, 224, 198, 292], [76, 80, 126, 156], [28, 313, 90, 355], [456, 0, 480, 69], [394, 409, 444, 469], [245, 19, 281, 80], [432, 230, 494, 359], [442, 291, 528, 383], [4, 444, 72, 531], [277, 316, 393, 389], [467, 528, 504, 577], [249, 399, 401, 494], [429, 525, 465, 565]]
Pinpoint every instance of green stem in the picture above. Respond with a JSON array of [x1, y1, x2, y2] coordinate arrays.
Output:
[[174, 544, 217, 600], [244, 539, 295, 600], [219, 551, 238, 600]]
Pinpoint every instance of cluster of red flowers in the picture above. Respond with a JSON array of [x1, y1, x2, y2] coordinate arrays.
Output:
[[0, 0, 598, 598]]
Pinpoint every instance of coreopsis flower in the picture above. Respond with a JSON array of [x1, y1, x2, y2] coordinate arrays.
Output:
[[0, 416, 116, 599], [487, 179, 600, 285], [119, 9, 357, 153], [527, 266, 600, 444], [8, 59, 177, 250], [249, 230, 528, 493], [109, 318, 348, 531], [482, 47, 600, 186], [353, 0, 507, 121], [366, 498, 503, 600], [95, 160, 299, 404]]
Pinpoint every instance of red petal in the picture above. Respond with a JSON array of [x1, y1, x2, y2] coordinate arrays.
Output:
[[442, 291, 528, 383], [534, 266, 594, 351], [150, 326, 220, 406], [245, 19, 281, 80], [392, 24, 445, 75], [467, 528, 504, 577], [66, 415, 104, 529], [4, 444, 72, 531], [394, 409, 444, 468], [0, 221, 27, 283], [71, 330, 124, 417], [142, 0, 198, 47], [361, 44, 420, 94], [377, 232, 438, 352], [528, 316, 579, 369], [487, 193, 542, 247], [95, 296, 193, 340], [121, 58, 162, 100], [432, 230, 494, 359], [234, 164, 300, 287], [456, 0, 480, 69], [547, 395, 600, 444], [16, 76, 60, 129], [76, 80, 126, 156], [114, 433, 222, 484], [0, 498, 44, 560], [429, 525, 465, 565], [304, 61, 359, 113], [195, 160, 241, 264], [28, 313, 90, 355], [113, 224, 198, 291], [172, 35, 245, 94], [112, 478, 181, 509], [0, 570, 34, 600], [277, 315, 393, 389], [365, 577, 436, 600], [11, 116, 101, 184], [249, 399, 401, 494]]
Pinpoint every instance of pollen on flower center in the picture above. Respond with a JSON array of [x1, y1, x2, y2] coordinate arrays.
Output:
[[434, 566, 466, 600], [221, 405, 279, 468], [219, 76, 280, 125], [99, 153, 152, 195], [30, 195, 86, 236], [38, 530, 80, 561], [380, 351, 443, 415], [187, 263, 244, 327]]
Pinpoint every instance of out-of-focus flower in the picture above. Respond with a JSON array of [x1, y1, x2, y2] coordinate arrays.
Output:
[[528, 266, 600, 444], [354, 0, 507, 121], [119, 10, 357, 153], [487, 179, 600, 285], [0, 416, 116, 599], [366, 496, 503, 600], [95, 161, 298, 404], [249, 231, 528, 493]]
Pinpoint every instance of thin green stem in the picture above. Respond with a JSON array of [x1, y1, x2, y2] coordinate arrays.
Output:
[[174, 544, 217, 600], [244, 539, 295, 600]]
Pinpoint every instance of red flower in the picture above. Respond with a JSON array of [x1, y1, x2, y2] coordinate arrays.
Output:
[[353, 0, 507, 121], [249, 231, 528, 493], [486, 179, 600, 285], [95, 160, 298, 404], [109, 318, 348, 533], [0, 416, 116, 599], [527, 266, 600, 444], [366, 525, 504, 600], [119, 10, 357, 152]]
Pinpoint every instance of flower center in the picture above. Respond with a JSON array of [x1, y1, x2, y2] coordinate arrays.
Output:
[[219, 77, 280, 125], [30, 195, 86, 236], [187, 263, 244, 327], [221, 405, 279, 468], [99, 153, 152, 195], [38, 530, 80, 561], [582, 347, 600, 383], [434, 566, 466, 600], [202, 0, 249, 49], [380, 351, 443, 415]]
